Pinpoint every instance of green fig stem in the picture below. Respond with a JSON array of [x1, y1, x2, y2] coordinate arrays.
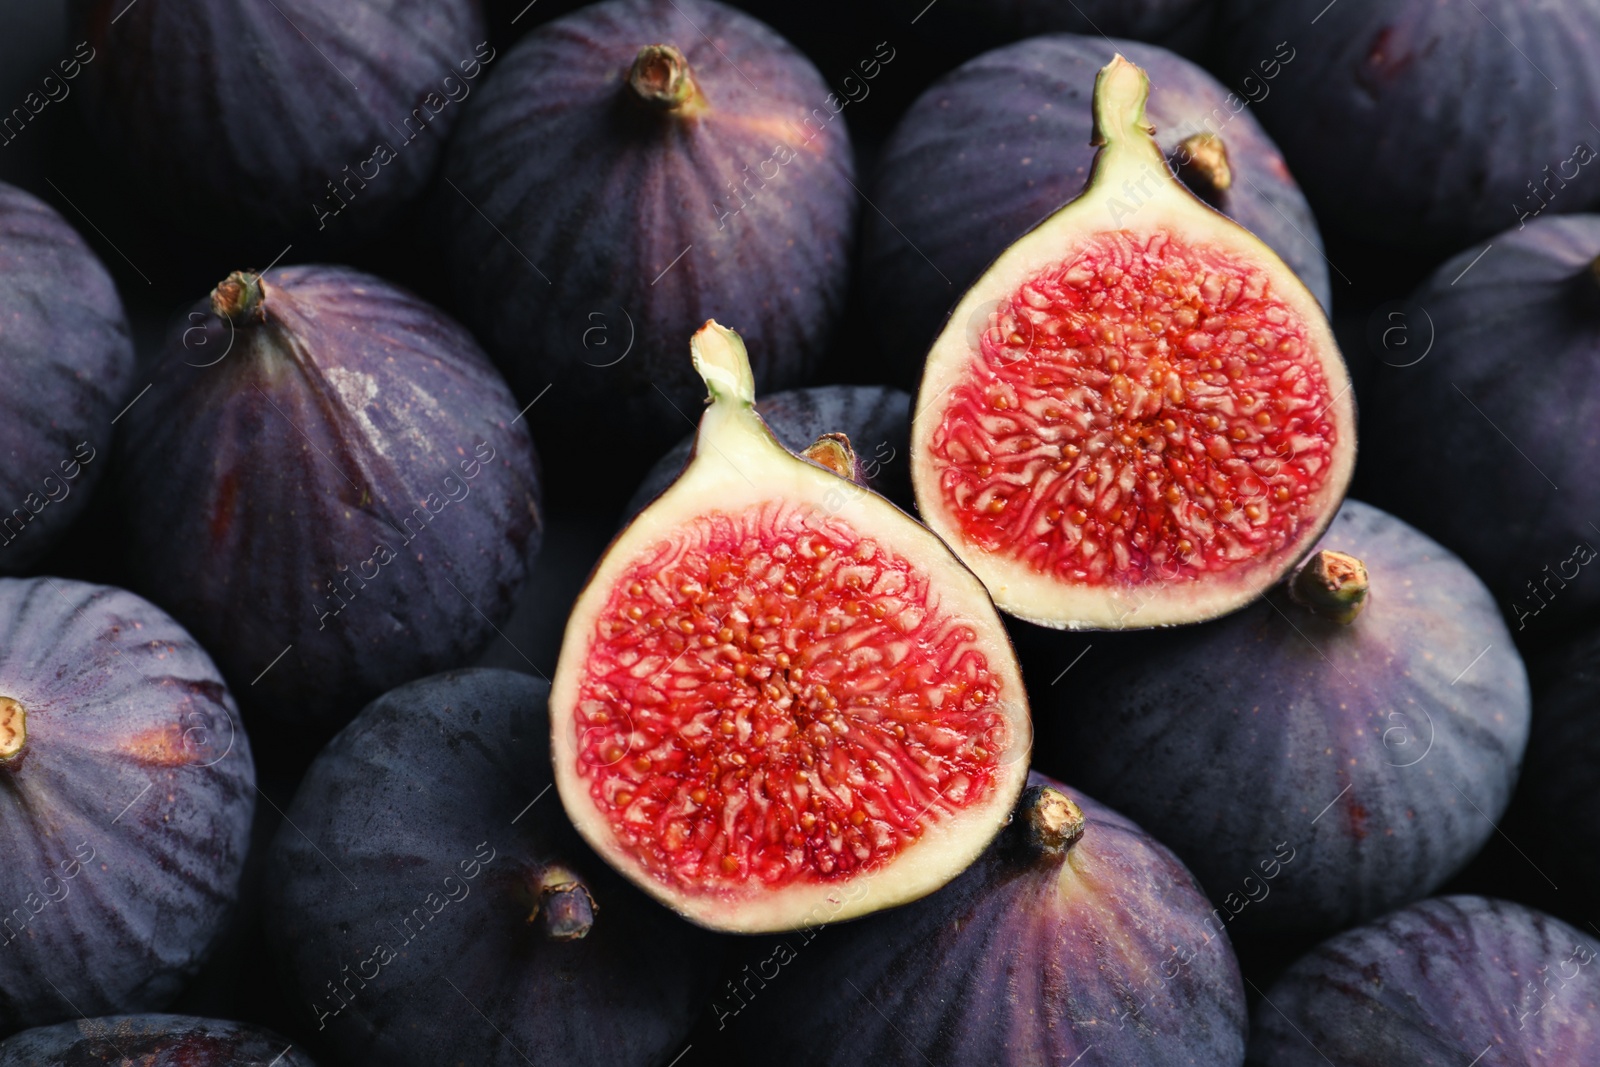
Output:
[[690, 320, 757, 407], [1289, 549, 1370, 624], [802, 432, 859, 481], [1172, 133, 1233, 198], [528, 864, 596, 941], [1089, 54, 1167, 175], [627, 45, 704, 114], [1022, 785, 1085, 859], [0, 697, 25, 768], [211, 271, 267, 324]]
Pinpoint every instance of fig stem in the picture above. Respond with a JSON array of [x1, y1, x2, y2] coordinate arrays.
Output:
[[528, 864, 596, 941], [802, 433, 859, 481], [1023, 785, 1085, 858], [1172, 133, 1233, 197], [690, 320, 757, 406], [211, 271, 267, 324], [0, 697, 25, 768], [627, 44, 704, 114], [1090, 55, 1162, 160], [1289, 549, 1370, 624]]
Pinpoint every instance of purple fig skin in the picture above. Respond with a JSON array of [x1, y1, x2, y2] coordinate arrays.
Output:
[[1362, 214, 1600, 631], [264, 669, 720, 1067], [74, 0, 486, 248], [0, 579, 255, 1035], [1035, 500, 1530, 940], [0, 1014, 316, 1066], [1522, 629, 1600, 895], [438, 0, 856, 456], [1248, 897, 1600, 1066], [0, 182, 133, 573], [1218, 0, 1600, 252], [863, 34, 1331, 381], [625, 384, 913, 517], [729, 772, 1248, 1067], [114, 266, 542, 732]]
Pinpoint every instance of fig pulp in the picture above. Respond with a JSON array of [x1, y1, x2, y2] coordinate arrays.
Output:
[[0, 1015, 315, 1066], [1037, 501, 1531, 940], [730, 774, 1248, 1066], [910, 56, 1355, 629], [551, 322, 1030, 933], [115, 266, 542, 734]]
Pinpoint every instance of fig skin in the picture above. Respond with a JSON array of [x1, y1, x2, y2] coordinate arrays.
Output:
[[0, 182, 133, 573], [1219, 0, 1600, 253], [864, 34, 1331, 380], [0, 1014, 315, 1066], [74, 0, 487, 250], [727, 772, 1248, 1067], [0, 579, 256, 1036], [1520, 629, 1600, 898], [1034, 501, 1530, 941], [1248, 896, 1600, 1066], [264, 668, 720, 1067], [626, 384, 913, 516], [114, 265, 542, 733], [438, 0, 856, 466], [1362, 214, 1600, 633]]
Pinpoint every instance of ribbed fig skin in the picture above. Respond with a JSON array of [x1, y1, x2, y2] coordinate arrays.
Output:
[[0, 182, 133, 572], [1362, 214, 1600, 631], [1035, 501, 1530, 939], [728, 772, 1247, 1067], [864, 34, 1331, 380], [626, 384, 913, 516], [0, 1014, 315, 1066], [439, 0, 856, 457], [0, 579, 255, 1035], [1248, 897, 1600, 1066], [265, 669, 720, 1067], [75, 0, 486, 248], [1522, 630, 1600, 895], [1219, 0, 1600, 251], [895, 0, 1213, 58], [115, 266, 542, 730]]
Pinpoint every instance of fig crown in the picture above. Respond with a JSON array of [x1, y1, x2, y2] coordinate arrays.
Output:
[[0, 696, 23, 765], [627, 44, 704, 114], [1024, 785, 1086, 858], [1289, 549, 1370, 624], [211, 270, 266, 324]]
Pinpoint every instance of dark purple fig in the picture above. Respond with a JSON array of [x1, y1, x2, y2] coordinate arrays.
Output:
[[75, 0, 487, 250], [1521, 629, 1600, 896], [0, 578, 255, 1034], [114, 266, 542, 733], [0, 1014, 314, 1066], [1034, 500, 1530, 940], [1249, 896, 1600, 1065], [1361, 214, 1600, 633], [626, 384, 912, 516], [0, 181, 133, 572], [438, 0, 856, 467], [893, 0, 1214, 59], [863, 34, 1331, 380], [264, 668, 720, 1066], [727, 772, 1247, 1066], [1218, 0, 1600, 252]]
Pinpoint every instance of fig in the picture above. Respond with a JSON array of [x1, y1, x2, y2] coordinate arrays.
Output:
[[1362, 214, 1600, 631], [909, 55, 1354, 628], [1036, 500, 1530, 939], [438, 0, 856, 466], [0, 181, 133, 572], [264, 668, 718, 1067], [0, 578, 255, 1034], [550, 321, 1031, 933], [627, 384, 913, 517], [75, 0, 487, 250], [864, 35, 1332, 384], [0, 1014, 314, 1066], [115, 266, 542, 733], [1219, 0, 1600, 252], [727, 773, 1248, 1066], [1249, 896, 1600, 1065], [1521, 629, 1600, 897]]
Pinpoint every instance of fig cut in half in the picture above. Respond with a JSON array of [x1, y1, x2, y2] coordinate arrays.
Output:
[[911, 55, 1355, 629], [552, 322, 1030, 933]]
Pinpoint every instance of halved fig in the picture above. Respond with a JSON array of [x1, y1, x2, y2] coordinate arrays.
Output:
[[551, 321, 1030, 933], [910, 55, 1355, 629]]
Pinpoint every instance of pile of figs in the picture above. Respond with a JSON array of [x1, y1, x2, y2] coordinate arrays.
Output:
[[1, 0, 1597, 1064]]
